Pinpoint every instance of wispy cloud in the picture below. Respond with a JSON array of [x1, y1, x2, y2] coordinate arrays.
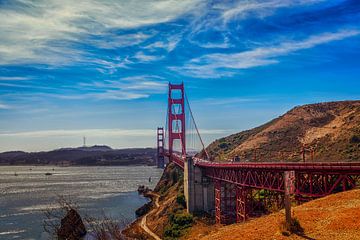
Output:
[[0, 76, 31, 81], [91, 57, 132, 74], [144, 33, 182, 52], [63, 75, 168, 100], [193, 97, 265, 105], [0, 0, 203, 66], [88, 91, 149, 101], [220, 0, 323, 23], [0, 103, 11, 109], [133, 51, 164, 62], [87, 32, 153, 49], [0, 128, 229, 138], [172, 29, 360, 78]]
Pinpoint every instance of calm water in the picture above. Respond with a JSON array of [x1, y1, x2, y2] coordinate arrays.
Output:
[[0, 165, 163, 240]]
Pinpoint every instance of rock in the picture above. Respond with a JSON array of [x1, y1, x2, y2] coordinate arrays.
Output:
[[137, 185, 151, 195], [57, 208, 87, 240], [135, 202, 152, 217]]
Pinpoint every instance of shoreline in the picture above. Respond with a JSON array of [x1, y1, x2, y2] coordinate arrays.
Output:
[[122, 188, 160, 239]]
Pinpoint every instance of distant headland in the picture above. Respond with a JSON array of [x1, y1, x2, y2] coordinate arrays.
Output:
[[0, 145, 156, 166]]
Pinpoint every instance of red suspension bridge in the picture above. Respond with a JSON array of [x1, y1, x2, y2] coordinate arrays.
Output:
[[157, 83, 360, 224]]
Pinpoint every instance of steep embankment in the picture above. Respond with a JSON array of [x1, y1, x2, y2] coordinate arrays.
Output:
[[184, 189, 360, 240], [124, 163, 195, 240], [207, 100, 360, 162]]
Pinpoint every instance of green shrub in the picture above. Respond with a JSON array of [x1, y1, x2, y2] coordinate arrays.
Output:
[[164, 224, 181, 239], [173, 213, 193, 226], [164, 212, 193, 239], [219, 142, 229, 149], [170, 170, 179, 183], [176, 193, 186, 208]]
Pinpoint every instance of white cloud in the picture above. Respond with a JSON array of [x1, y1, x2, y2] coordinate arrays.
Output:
[[144, 33, 182, 52], [220, 0, 323, 23], [0, 128, 229, 138], [173, 29, 360, 78], [65, 75, 167, 100], [0, 0, 203, 65], [87, 33, 153, 49], [0, 76, 31, 81], [133, 51, 164, 62], [90, 90, 149, 101], [0, 103, 11, 109], [91, 57, 132, 74], [193, 97, 265, 105], [186, 0, 324, 46]]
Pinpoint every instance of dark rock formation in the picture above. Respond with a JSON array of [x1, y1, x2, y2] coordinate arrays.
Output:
[[137, 185, 150, 194], [57, 209, 87, 240], [135, 202, 152, 217]]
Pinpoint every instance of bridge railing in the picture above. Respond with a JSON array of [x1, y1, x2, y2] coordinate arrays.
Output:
[[194, 160, 360, 172]]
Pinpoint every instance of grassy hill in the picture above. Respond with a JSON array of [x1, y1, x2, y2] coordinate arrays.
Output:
[[206, 100, 360, 162], [184, 188, 360, 240]]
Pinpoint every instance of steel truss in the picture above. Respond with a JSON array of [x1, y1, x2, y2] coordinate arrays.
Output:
[[204, 166, 360, 224]]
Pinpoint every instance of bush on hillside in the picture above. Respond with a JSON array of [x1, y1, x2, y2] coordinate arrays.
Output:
[[176, 193, 186, 208], [164, 212, 193, 239]]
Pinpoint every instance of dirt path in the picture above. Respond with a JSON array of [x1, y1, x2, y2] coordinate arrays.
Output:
[[139, 192, 162, 240]]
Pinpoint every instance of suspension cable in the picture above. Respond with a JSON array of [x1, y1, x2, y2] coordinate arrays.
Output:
[[185, 93, 210, 159]]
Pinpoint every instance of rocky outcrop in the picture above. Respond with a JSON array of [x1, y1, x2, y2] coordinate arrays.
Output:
[[135, 202, 152, 217], [57, 209, 87, 240]]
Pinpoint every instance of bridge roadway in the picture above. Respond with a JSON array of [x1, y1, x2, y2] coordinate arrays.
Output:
[[169, 152, 360, 196]]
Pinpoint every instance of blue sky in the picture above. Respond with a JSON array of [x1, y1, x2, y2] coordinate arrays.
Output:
[[0, 0, 359, 152]]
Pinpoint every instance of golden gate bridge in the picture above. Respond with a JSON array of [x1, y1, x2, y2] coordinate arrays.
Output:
[[156, 82, 360, 224]]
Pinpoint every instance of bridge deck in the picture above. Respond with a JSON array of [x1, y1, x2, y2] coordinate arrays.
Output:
[[168, 152, 360, 172], [194, 159, 360, 172]]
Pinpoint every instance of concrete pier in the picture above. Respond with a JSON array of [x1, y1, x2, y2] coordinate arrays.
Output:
[[184, 157, 215, 214]]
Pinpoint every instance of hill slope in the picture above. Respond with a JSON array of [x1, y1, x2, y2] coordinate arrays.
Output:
[[207, 100, 360, 162], [189, 188, 360, 240]]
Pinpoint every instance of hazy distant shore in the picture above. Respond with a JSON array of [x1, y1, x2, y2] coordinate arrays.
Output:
[[0, 146, 157, 166]]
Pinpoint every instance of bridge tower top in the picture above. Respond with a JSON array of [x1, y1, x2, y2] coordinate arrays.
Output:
[[168, 83, 186, 158]]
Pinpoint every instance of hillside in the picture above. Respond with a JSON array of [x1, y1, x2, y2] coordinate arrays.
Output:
[[124, 163, 360, 240], [123, 162, 195, 240], [207, 100, 360, 162], [0, 146, 156, 166], [183, 188, 360, 240]]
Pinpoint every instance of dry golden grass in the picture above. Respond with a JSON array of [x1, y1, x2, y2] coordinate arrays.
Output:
[[185, 189, 360, 240]]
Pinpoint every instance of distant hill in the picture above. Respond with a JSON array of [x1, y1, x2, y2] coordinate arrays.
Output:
[[206, 100, 360, 162], [0, 145, 157, 166]]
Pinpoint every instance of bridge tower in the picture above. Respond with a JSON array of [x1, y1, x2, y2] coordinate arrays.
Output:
[[157, 127, 165, 168], [168, 83, 186, 161]]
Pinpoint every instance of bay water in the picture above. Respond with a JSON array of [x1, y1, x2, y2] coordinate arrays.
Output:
[[0, 165, 163, 239]]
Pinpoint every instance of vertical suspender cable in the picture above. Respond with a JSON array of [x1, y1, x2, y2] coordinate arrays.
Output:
[[185, 94, 210, 159]]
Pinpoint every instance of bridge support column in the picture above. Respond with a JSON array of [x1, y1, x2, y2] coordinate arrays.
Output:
[[184, 157, 215, 214], [236, 186, 250, 223], [215, 180, 236, 224]]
